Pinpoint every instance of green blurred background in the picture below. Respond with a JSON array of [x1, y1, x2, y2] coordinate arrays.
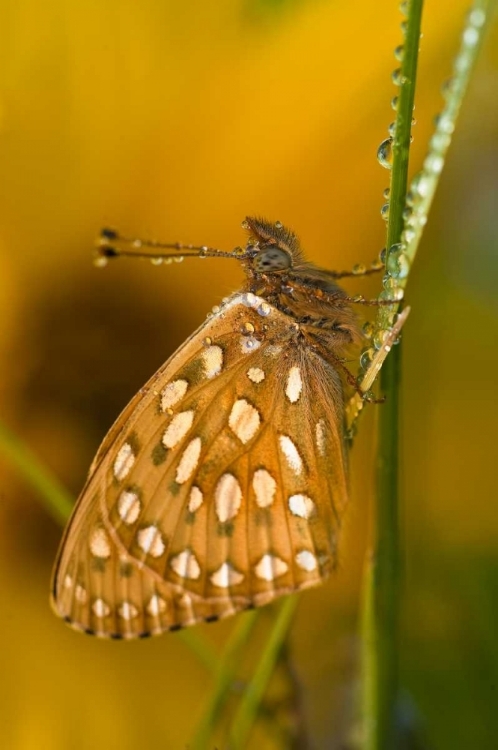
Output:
[[0, 1, 497, 748]]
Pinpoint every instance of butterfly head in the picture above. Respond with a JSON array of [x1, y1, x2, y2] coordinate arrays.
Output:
[[242, 216, 303, 276]]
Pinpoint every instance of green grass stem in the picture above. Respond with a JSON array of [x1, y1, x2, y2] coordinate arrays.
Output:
[[228, 597, 299, 750], [361, 2, 493, 748], [0, 417, 218, 671], [362, 2, 423, 748], [189, 609, 260, 750], [0, 419, 74, 525]]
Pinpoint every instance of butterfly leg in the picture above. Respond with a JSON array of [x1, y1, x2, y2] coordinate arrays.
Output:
[[340, 294, 402, 306], [320, 345, 385, 404], [283, 276, 401, 307], [299, 321, 385, 404]]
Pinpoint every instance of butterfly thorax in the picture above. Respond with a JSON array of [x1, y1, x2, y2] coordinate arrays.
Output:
[[240, 217, 361, 352]]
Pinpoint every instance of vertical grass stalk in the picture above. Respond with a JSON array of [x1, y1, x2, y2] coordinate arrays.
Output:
[[190, 609, 260, 750], [362, 2, 423, 748], [228, 597, 299, 750], [362, 1, 493, 747]]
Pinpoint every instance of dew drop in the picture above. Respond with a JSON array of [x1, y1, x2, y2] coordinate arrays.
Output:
[[386, 245, 410, 279], [400, 20, 408, 34], [199, 246, 208, 258], [383, 187, 391, 199], [434, 113, 455, 134], [391, 96, 399, 111], [377, 139, 393, 170], [467, 8, 485, 27], [394, 44, 404, 61], [352, 294, 364, 303], [380, 247, 387, 264], [391, 68, 405, 86], [402, 207, 413, 221], [352, 263, 366, 275], [257, 302, 271, 317], [241, 219, 250, 229], [203, 337, 212, 346], [241, 321, 255, 334], [362, 322, 374, 339], [424, 154, 444, 174], [212, 305, 221, 314], [380, 203, 390, 221], [371, 258, 384, 271], [430, 132, 451, 152], [150, 257, 163, 266], [463, 27, 479, 47], [373, 329, 390, 350], [274, 220, 283, 229], [93, 256, 109, 268], [360, 347, 375, 369], [174, 256, 184, 263], [411, 172, 430, 198], [132, 239, 143, 249], [405, 190, 415, 207], [388, 122, 397, 137], [399, 0, 409, 14]]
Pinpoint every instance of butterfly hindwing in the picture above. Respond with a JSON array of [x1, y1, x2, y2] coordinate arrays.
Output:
[[52, 292, 349, 637]]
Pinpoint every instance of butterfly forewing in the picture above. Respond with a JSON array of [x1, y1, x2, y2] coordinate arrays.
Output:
[[52, 291, 349, 637]]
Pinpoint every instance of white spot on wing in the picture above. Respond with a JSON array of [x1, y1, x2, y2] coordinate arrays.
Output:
[[288, 494, 315, 519], [146, 594, 167, 616], [119, 601, 139, 620], [113, 443, 135, 480], [188, 486, 203, 513], [162, 410, 194, 448], [295, 550, 318, 572], [137, 525, 165, 557], [92, 598, 110, 618], [228, 399, 261, 443], [176, 437, 202, 484], [215, 474, 242, 522], [64, 575, 73, 589], [210, 562, 244, 588], [89, 528, 111, 559], [286, 366, 303, 403], [278, 435, 303, 475], [160, 379, 188, 411], [75, 585, 87, 604], [117, 490, 141, 524], [315, 419, 326, 455], [252, 468, 277, 508], [201, 345, 223, 378], [247, 367, 265, 383], [170, 549, 201, 580], [254, 554, 288, 581]]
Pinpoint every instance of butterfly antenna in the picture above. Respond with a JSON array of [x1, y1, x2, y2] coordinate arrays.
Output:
[[95, 228, 250, 266]]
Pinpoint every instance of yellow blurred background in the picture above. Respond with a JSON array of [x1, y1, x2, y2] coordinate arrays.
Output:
[[1, 1, 497, 748]]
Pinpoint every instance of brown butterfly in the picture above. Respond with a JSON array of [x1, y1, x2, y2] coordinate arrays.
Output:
[[51, 217, 386, 639]]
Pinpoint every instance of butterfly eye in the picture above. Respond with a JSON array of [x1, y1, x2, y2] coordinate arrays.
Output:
[[253, 246, 292, 273]]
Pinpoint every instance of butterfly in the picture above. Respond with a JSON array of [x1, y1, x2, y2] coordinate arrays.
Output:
[[51, 216, 385, 639]]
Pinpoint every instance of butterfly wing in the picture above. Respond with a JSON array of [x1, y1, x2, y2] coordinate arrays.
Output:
[[51, 292, 349, 637]]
